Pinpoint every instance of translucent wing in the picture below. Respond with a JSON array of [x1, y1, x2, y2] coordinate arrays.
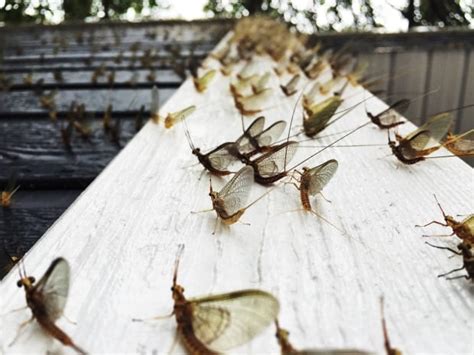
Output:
[[207, 143, 240, 171], [255, 142, 298, 177], [256, 121, 287, 147], [407, 113, 453, 143], [219, 166, 254, 215], [377, 99, 409, 125], [252, 72, 271, 94], [34, 258, 70, 321], [307, 159, 339, 196], [189, 289, 279, 352], [407, 130, 432, 151], [462, 215, 474, 236], [237, 89, 273, 114], [304, 97, 342, 137], [237, 116, 266, 153], [195, 70, 216, 92], [445, 129, 474, 155]]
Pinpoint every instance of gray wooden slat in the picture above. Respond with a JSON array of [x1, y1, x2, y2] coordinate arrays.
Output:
[[459, 50, 474, 133], [358, 50, 391, 95], [0, 88, 174, 113], [424, 49, 465, 121], [390, 51, 428, 125]]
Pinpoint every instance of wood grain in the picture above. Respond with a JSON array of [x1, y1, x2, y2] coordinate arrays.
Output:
[[0, 34, 472, 355]]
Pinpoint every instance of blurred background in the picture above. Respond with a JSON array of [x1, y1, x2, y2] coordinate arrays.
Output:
[[0, 0, 473, 277]]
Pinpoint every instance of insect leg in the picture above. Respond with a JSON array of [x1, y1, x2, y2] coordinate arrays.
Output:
[[415, 220, 448, 228], [131, 311, 175, 322], [319, 192, 332, 203], [190, 208, 214, 214], [424, 242, 461, 255], [8, 316, 34, 346], [63, 314, 77, 325], [212, 218, 219, 235], [421, 233, 455, 238], [0, 306, 28, 317], [446, 274, 470, 281], [438, 266, 466, 278]]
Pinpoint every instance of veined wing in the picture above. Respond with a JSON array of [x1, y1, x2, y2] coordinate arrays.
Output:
[[445, 129, 474, 155], [377, 99, 409, 125], [207, 143, 240, 171], [219, 166, 254, 215], [407, 130, 432, 151], [189, 289, 279, 352], [237, 89, 273, 113], [462, 215, 474, 236], [256, 120, 287, 147], [255, 142, 298, 177], [407, 113, 452, 143], [236, 116, 266, 152], [34, 258, 70, 321], [307, 159, 339, 196], [304, 97, 342, 136]]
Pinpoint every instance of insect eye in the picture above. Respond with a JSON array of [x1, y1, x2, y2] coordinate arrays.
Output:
[[29, 276, 35, 284], [17, 280, 22, 288]]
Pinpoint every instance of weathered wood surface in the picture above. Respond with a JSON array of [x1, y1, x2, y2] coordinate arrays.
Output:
[[0, 34, 472, 354]]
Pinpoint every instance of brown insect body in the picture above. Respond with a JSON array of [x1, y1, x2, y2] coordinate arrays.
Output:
[[388, 130, 438, 165], [416, 196, 473, 245], [299, 169, 312, 211], [15, 258, 86, 354], [192, 143, 237, 176], [426, 242, 474, 281], [366, 99, 409, 129], [209, 190, 246, 225]]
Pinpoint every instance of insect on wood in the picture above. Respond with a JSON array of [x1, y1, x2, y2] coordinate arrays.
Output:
[[365, 99, 409, 129], [1, 172, 20, 208], [415, 195, 473, 245], [443, 129, 474, 156], [388, 113, 453, 165], [425, 242, 474, 281], [164, 106, 196, 129], [280, 74, 300, 97], [182, 120, 239, 176], [133, 245, 279, 354], [274, 319, 370, 355], [10, 258, 86, 354]]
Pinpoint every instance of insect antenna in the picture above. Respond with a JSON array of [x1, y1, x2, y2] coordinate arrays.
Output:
[[433, 194, 448, 220], [289, 121, 371, 171], [173, 244, 185, 287], [180, 113, 196, 151]]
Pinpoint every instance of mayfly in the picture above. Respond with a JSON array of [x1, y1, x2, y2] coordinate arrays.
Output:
[[134, 245, 279, 353], [388, 113, 453, 164], [252, 72, 271, 95], [274, 319, 370, 355], [425, 242, 474, 281], [280, 74, 300, 97], [103, 104, 113, 131], [183, 120, 239, 176], [192, 69, 216, 93], [293, 159, 338, 213], [1, 172, 20, 208], [365, 99, 409, 129], [164, 105, 196, 129], [236, 117, 287, 160], [230, 74, 259, 98], [150, 86, 160, 124], [206, 165, 274, 230], [236, 88, 273, 116], [303, 96, 343, 138], [443, 129, 474, 156], [380, 297, 402, 355], [11, 258, 86, 354], [415, 195, 473, 246]]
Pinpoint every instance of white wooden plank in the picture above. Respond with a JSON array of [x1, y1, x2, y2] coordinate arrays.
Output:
[[1, 33, 473, 355]]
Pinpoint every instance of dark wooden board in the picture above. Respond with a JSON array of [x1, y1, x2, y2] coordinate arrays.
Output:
[[0, 116, 155, 188], [0, 87, 175, 113], [0, 190, 82, 278]]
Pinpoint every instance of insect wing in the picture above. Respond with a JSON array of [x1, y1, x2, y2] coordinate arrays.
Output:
[[195, 70, 217, 92], [255, 142, 298, 177], [445, 129, 474, 155], [219, 166, 254, 215], [237, 89, 273, 114], [304, 97, 342, 136], [407, 113, 452, 143], [307, 159, 338, 196], [189, 290, 279, 352], [378, 99, 409, 125], [406, 130, 432, 152], [207, 143, 240, 171], [33, 258, 70, 321], [237, 116, 266, 152], [256, 120, 287, 147], [463, 215, 474, 236]]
